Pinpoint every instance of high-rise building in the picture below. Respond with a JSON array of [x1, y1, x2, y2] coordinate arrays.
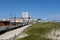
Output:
[[22, 11, 29, 22], [22, 11, 28, 18]]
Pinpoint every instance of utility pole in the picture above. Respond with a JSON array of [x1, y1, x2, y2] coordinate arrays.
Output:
[[10, 13, 13, 25], [14, 15, 16, 25]]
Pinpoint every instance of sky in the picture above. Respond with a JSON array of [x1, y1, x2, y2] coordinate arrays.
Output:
[[0, 0, 60, 21]]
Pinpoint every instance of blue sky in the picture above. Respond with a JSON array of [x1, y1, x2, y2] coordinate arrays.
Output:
[[0, 0, 60, 20]]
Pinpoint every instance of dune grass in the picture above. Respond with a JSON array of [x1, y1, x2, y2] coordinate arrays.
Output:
[[17, 22, 60, 40]]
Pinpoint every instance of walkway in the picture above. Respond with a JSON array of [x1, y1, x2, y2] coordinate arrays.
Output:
[[0, 24, 31, 40]]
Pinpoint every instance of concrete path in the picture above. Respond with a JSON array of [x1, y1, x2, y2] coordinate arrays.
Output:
[[0, 24, 31, 40]]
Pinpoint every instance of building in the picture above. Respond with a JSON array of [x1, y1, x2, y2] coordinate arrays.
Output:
[[0, 20, 10, 26], [36, 18, 47, 22], [22, 11, 29, 22], [28, 16, 35, 23], [10, 18, 24, 23], [22, 11, 28, 18]]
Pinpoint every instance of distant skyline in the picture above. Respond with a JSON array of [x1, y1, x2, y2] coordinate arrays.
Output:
[[0, 0, 60, 21]]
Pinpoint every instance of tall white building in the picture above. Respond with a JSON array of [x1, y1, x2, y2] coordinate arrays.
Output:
[[22, 11, 28, 18], [22, 11, 29, 22]]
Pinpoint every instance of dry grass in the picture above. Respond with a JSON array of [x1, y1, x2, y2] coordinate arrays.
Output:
[[17, 22, 60, 40]]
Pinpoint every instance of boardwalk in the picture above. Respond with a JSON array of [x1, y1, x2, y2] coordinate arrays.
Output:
[[0, 24, 31, 40]]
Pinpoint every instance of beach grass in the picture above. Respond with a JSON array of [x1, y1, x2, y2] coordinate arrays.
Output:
[[17, 22, 60, 40]]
